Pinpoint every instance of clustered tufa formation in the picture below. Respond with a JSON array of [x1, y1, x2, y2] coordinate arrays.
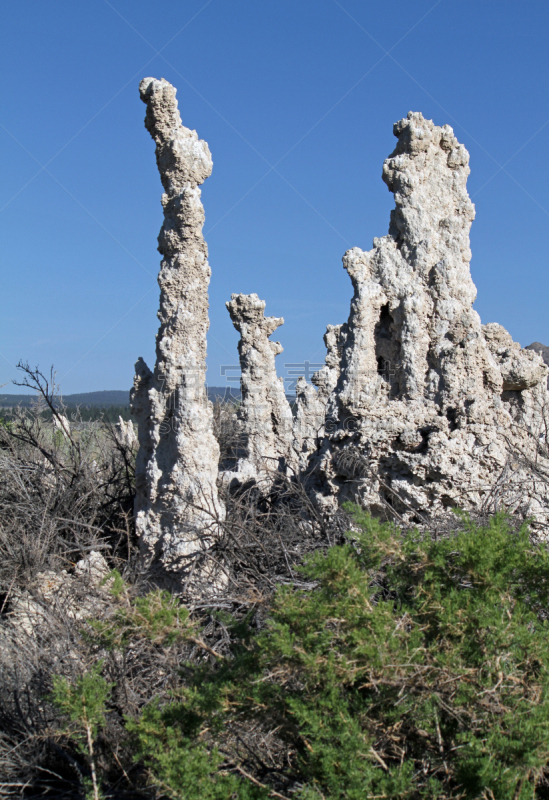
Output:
[[307, 113, 548, 519], [132, 82, 549, 585]]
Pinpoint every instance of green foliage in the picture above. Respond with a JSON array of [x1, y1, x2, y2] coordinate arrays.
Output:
[[82, 582, 263, 797], [52, 427, 65, 448], [50, 663, 114, 799], [50, 662, 113, 744], [101, 567, 126, 598], [126, 704, 265, 799], [90, 580, 197, 650], [125, 509, 549, 799]]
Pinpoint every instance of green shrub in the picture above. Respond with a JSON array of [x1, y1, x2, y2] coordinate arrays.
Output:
[[49, 663, 114, 800], [126, 509, 549, 799], [90, 573, 197, 649]]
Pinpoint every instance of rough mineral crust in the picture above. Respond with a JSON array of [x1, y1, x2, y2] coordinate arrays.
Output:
[[3, 552, 110, 640], [292, 324, 346, 473], [130, 77, 224, 588], [311, 111, 549, 520], [225, 293, 294, 486], [116, 416, 137, 449], [526, 341, 549, 387]]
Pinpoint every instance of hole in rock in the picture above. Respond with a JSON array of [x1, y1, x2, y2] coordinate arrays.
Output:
[[416, 426, 436, 453], [374, 304, 401, 397], [446, 407, 458, 431]]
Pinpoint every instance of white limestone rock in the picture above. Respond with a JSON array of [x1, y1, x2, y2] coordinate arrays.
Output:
[[525, 341, 549, 388], [225, 293, 293, 487], [292, 377, 322, 474], [130, 78, 225, 590], [4, 552, 111, 639], [116, 416, 137, 448], [312, 112, 549, 520], [74, 550, 110, 584], [483, 324, 547, 391], [292, 324, 346, 473], [52, 414, 71, 437]]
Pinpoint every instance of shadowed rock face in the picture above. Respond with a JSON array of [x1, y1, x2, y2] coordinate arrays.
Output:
[[225, 293, 293, 486], [305, 112, 548, 519], [130, 78, 224, 589]]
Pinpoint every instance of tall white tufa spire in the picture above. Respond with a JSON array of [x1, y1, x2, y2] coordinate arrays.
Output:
[[131, 77, 224, 591]]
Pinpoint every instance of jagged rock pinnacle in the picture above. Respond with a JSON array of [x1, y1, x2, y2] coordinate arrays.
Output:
[[131, 78, 224, 591]]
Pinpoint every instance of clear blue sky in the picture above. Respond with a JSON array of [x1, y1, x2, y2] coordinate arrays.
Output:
[[1, 0, 548, 395]]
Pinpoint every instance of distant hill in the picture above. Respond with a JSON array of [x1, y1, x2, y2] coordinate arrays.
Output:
[[0, 388, 242, 408], [207, 387, 242, 402], [0, 394, 36, 407], [0, 386, 302, 412], [62, 390, 130, 406], [0, 390, 130, 408]]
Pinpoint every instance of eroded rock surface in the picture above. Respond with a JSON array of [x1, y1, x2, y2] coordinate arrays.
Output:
[[116, 416, 137, 449], [3, 552, 110, 639], [130, 87, 549, 548], [292, 324, 346, 473], [225, 293, 293, 486], [310, 112, 549, 520], [130, 78, 224, 589], [526, 341, 549, 387]]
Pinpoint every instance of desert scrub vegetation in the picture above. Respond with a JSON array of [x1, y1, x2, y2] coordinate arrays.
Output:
[[78, 509, 547, 800], [4, 490, 549, 795], [0, 365, 138, 797], [3, 367, 549, 798], [0, 364, 136, 584]]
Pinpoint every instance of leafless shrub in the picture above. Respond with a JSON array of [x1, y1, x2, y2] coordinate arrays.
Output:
[[0, 363, 138, 594], [0, 605, 81, 797], [0, 364, 143, 795], [154, 472, 351, 660]]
